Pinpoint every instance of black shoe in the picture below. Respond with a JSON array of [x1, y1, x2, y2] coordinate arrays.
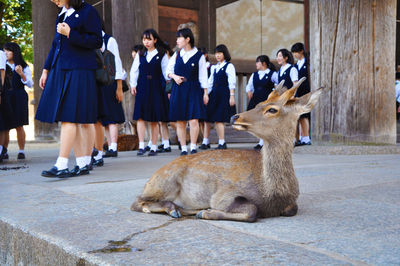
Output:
[[93, 158, 104, 167], [199, 144, 210, 150], [2, 152, 9, 160], [157, 146, 171, 153], [158, 144, 164, 150], [71, 165, 90, 176], [301, 141, 312, 146], [144, 146, 151, 152], [17, 152, 25, 159], [104, 149, 118, 157], [180, 151, 188, 156], [216, 143, 227, 150], [294, 141, 304, 147], [42, 166, 72, 178], [137, 149, 146, 156], [91, 148, 99, 158], [1, 148, 8, 159], [253, 144, 263, 151], [190, 149, 197, 154], [148, 150, 157, 156], [178, 143, 182, 150], [88, 162, 93, 171]]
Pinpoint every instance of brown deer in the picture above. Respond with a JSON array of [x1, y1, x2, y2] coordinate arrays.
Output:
[[131, 77, 323, 222]]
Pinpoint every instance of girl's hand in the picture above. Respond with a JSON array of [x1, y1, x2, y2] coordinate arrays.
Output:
[[57, 22, 71, 37], [247, 92, 253, 100], [39, 70, 49, 90], [116, 81, 123, 103], [203, 93, 209, 105], [172, 74, 185, 85], [229, 95, 235, 106], [15, 65, 24, 76], [168, 93, 171, 100], [131, 86, 137, 96]]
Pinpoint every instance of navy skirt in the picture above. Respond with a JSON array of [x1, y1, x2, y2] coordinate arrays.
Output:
[[247, 87, 270, 111], [2, 89, 28, 129], [36, 59, 98, 124], [206, 90, 236, 123], [99, 82, 125, 126], [169, 81, 206, 121]]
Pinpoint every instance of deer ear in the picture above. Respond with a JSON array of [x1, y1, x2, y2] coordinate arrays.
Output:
[[274, 80, 285, 95], [295, 87, 324, 114], [279, 77, 307, 104]]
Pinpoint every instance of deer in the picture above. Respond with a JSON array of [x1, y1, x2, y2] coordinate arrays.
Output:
[[131, 77, 323, 222]]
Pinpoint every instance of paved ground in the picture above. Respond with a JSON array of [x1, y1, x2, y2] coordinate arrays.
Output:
[[0, 142, 399, 265]]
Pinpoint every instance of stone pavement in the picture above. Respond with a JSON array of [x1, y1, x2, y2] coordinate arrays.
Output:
[[0, 142, 400, 265]]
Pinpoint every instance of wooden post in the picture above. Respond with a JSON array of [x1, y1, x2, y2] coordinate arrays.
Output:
[[309, 0, 397, 144], [199, 0, 216, 51], [32, 0, 59, 140]]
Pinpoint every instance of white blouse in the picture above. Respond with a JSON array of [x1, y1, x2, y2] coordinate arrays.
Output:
[[296, 58, 306, 70], [278, 63, 298, 83], [7, 62, 33, 88], [0, 50, 6, 70], [207, 61, 236, 94], [245, 69, 278, 93], [129, 48, 169, 88], [101, 31, 126, 81], [166, 47, 208, 89]]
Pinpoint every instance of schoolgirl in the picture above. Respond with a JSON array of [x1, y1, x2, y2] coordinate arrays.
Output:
[[0, 47, 7, 162], [2, 42, 33, 159], [130, 28, 170, 156], [291, 42, 311, 145], [200, 44, 236, 150], [166, 28, 209, 155], [35, 0, 102, 177], [198, 47, 211, 78], [93, 27, 127, 165], [246, 55, 278, 150], [276, 48, 298, 89]]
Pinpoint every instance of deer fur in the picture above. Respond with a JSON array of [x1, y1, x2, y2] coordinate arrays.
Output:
[[131, 77, 323, 222]]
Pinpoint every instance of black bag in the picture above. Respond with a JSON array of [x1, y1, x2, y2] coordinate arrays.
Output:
[[96, 34, 115, 86]]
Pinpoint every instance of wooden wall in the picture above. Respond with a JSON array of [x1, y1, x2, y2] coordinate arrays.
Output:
[[309, 0, 397, 144]]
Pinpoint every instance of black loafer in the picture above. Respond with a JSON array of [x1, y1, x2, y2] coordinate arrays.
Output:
[[42, 166, 72, 178], [148, 150, 157, 156], [294, 141, 303, 147], [93, 158, 104, 167], [253, 144, 263, 151], [104, 149, 118, 157], [71, 165, 90, 176], [144, 146, 151, 152], [91, 148, 98, 158], [216, 143, 227, 150], [180, 151, 188, 156], [301, 141, 312, 146], [199, 144, 210, 150], [137, 149, 146, 156], [190, 149, 197, 154], [157, 146, 171, 153], [158, 144, 164, 150], [17, 152, 25, 159]]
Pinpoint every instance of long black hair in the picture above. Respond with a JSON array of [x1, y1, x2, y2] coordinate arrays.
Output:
[[214, 44, 231, 62], [291, 42, 309, 64], [176, 28, 195, 48], [256, 55, 275, 71], [3, 42, 28, 69], [276, 48, 294, 65], [140, 28, 169, 57]]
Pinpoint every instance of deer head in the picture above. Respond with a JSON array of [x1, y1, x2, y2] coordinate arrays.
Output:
[[231, 78, 323, 144]]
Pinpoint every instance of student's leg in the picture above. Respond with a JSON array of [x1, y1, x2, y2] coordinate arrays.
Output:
[[299, 117, 311, 144], [160, 122, 170, 150], [60, 122, 78, 158], [149, 122, 159, 154], [109, 124, 119, 144], [137, 119, 147, 155], [104, 125, 111, 147], [215, 122, 225, 142], [94, 121, 104, 152], [200, 122, 211, 149], [176, 121, 187, 153], [189, 119, 199, 151], [15, 126, 26, 151]]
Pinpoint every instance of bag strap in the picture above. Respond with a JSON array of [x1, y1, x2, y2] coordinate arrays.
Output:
[[103, 34, 112, 51]]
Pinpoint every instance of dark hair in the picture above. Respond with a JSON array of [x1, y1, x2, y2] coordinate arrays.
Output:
[[256, 55, 276, 72], [277, 48, 294, 65], [396, 72, 400, 80], [132, 44, 144, 53], [68, 0, 84, 10], [198, 47, 209, 61], [176, 28, 194, 48], [101, 19, 105, 32], [291, 42, 309, 64], [3, 42, 27, 69], [214, 44, 231, 62], [141, 28, 169, 57], [164, 41, 173, 57]]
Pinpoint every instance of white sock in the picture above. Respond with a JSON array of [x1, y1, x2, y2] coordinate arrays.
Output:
[[181, 145, 188, 152], [147, 140, 152, 147], [85, 156, 91, 165], [76, 157, 87, 169], [18, 150, 25, 154], [258, 139, 264, 146], [139, 142, 145, 149], [55, 157, 69, 170], [110, 142, 117, 151], [162, 139, 170, 148], [301, 136, 310, 143], [151, 145, 157, 152], [94, 150, 103, 160], [202, 138, 209, 145], [190, 143, 197, 151], [218, 139, 225, 145]]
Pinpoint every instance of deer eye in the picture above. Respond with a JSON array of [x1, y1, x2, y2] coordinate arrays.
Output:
[[266, 108, 278, 114]]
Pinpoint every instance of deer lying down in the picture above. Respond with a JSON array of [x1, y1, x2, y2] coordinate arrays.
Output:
[[131, 77, 323, 222]]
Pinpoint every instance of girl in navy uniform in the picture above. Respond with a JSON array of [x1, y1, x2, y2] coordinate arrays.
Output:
[[246, 55, 278, 150], [291, 43, 311, 145], [276, 48, 298, 89], [200, 44, 236, 150], [2, 42, 33, 160], [0, 47, 7, 162], [36, 0, 102, 178], [131, 29, 170, 156], [167, 28, 209, 155]]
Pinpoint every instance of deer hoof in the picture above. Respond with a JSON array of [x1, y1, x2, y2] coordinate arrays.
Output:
[[169, 210, 181, 218]]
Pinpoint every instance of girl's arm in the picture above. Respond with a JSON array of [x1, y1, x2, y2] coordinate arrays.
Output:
[[129, 53, 140, 88], [22, 66, 33, 88], [271, 71, 279, 85], [198, 55, 208, 90], [290, 67, 299, 84], [161, 53, 170, 81], [246, 73, 255, 100], [107, 37, 126, 81], [166, 52, 177, 79], [226, 63, 236, 90], [207, 65, 215, 94]]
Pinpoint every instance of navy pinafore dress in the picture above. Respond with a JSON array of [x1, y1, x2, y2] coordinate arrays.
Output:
[[206, 63, 236, 123], [98, 34, 125, 126], [247, 71, 275, 111], [133, 51, 169, 122], [169, 50, 206, 121], [295, 59, 310, 119], [278, 65, 294, 89]]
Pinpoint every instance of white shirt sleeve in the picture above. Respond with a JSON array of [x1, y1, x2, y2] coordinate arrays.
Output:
[[22, 66, 33, 88], [198, 55, 208, 89], [166, 52, 177, 78], [0, 51, 6, 70], [207, 65, 215, 94], [226, 63, 236, 90], [271, 71, 279, 85], [161, 54, 170, 81], [246, 73, 255, 93], [290, 67, 299, 82], [107, 37, 126, 80], [129, 54, 140, 88]]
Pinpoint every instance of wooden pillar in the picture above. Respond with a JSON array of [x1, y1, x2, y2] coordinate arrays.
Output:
[[198, 0, 216, 51], [32, 0, 59, 140], [309, 0, 397, 144]]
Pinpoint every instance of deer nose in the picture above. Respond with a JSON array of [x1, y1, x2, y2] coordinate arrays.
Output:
[[230, 114, 240, 125]]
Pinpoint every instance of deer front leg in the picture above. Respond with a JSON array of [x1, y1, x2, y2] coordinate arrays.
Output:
[[131, 199, 181, 218], [196, 203, 258, 223]]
